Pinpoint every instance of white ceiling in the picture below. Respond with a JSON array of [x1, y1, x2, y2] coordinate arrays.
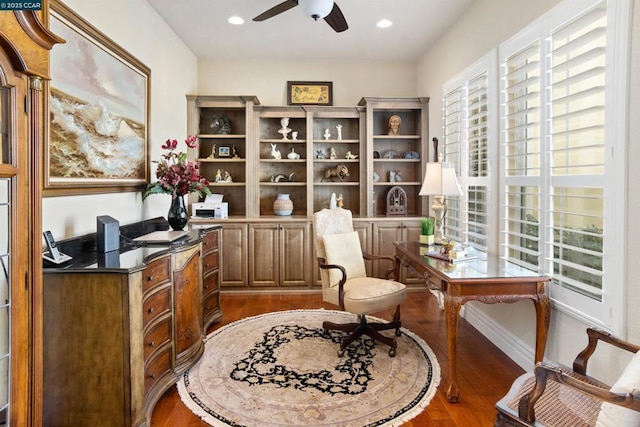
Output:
[[145, 0, 476, 62]]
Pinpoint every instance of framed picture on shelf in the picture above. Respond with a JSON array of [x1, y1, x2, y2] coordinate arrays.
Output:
[[218, 145, 231, 158], [46, 0, 150, 196], [287, 81, 333, 106]]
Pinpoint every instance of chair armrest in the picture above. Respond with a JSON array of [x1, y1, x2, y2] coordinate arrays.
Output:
[[518, 361, 640, 423], [316, 256, 347, 309], [362, 252, 400, 280], [573, 327, 640, 374]]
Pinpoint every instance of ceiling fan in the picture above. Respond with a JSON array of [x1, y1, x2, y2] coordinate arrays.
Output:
[[253, 0, 349, 33]]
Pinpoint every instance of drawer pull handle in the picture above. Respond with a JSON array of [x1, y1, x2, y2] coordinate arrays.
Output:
[[205, 263, 209, 268], [204, 284, 209, 289], [148, 373, 155, 379], [148, 341, 155, 347], [147, 275, 154, 282], [148, 307, 155, 314]]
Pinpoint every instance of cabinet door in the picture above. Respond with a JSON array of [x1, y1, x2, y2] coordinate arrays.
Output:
[[249, 224, 279, 287], [372, 220, 424, 284], [372, 222, 404, 279], [220, 223, 248, 288], [401, 221, 426, 285], [173, 246, 203, 372], [279, 223, 309, 287]]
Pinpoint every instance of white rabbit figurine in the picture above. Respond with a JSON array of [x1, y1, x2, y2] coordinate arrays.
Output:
[[271, 143, 281, 159]]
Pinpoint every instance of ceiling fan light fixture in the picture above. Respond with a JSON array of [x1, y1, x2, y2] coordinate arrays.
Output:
[[298, 0, 334, 21]]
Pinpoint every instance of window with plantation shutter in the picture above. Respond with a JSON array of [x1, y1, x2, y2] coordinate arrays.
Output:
[[442, 52, 497, 253], [499, 0, 629, 330]]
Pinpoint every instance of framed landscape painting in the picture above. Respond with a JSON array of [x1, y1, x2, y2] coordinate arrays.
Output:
[[45, 0, 151, 195], [287, 81, 333, 106]]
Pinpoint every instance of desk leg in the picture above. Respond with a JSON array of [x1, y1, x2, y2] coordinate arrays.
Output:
[[444, 294, 462, 403], [533, 286, 551, 363]]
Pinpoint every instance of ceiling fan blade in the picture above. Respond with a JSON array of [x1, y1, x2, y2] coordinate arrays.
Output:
[[324, 2, 348, 32], [253, 0, 298, 22]]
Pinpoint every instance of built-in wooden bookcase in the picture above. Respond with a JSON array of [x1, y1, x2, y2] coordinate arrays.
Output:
[[187, 96, 428, 220], [359, 97, 430, 217], [308, 106, 365, 216], [255, 106, 308, 216], [186, 95, 260, 217]]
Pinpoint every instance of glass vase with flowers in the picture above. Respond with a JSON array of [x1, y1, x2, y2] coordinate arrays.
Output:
[[142, 135, 211, 230]]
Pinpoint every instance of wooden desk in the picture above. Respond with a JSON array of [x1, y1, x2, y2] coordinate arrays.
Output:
[[394, 241, 551, 403]]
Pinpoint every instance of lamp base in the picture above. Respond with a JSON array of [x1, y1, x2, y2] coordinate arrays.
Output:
[[432, 196, 448, 245]]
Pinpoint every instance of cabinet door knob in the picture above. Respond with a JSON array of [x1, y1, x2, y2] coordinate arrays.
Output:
[[147, 275, 154, 282], [148, 373, 156, 379], [148, 341, 155, 347], [148, 307, 155, 314]]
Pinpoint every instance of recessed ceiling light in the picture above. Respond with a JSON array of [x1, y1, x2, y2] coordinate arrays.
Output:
[[228, 16, 244, 25], [377, 19, 392, 29]]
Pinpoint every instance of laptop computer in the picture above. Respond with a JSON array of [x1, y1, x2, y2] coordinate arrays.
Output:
[[132, 230, 190, 243]]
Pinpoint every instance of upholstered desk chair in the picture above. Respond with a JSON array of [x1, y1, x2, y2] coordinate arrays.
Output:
[[312, 208, 407, 357], [495, 327, 640, 427]]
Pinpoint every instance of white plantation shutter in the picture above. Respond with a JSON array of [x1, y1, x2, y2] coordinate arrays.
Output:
[[442, 84, 464, 242], [442, 52, 495, 252], [499, 0, 629, 329], [502, 38, 542, 269]]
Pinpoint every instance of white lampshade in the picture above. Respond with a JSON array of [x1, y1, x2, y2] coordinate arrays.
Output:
[[419, 162, 463, 196], [298, 0, 334, 20]]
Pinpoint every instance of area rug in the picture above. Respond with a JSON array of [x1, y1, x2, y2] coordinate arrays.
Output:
[[178, 309, 441, 426]]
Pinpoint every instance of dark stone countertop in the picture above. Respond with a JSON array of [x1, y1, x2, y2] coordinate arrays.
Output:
[[44, 217, 221, 272]]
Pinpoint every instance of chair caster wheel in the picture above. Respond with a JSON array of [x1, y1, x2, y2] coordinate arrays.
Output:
[[395, 329, 402, 337], [389, 348, 396, 357]]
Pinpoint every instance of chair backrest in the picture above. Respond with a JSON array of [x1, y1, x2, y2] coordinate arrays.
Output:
[[312, 208, 357, 302]]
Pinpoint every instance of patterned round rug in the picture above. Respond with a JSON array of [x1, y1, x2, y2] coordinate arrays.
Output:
[[178, 309, 441, 426]]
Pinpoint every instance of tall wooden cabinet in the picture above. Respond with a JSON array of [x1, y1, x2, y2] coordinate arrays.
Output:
[[0, 3, 64, 425]]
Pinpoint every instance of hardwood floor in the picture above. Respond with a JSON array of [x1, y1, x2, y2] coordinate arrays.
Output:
[[151, 290, 524, 426]]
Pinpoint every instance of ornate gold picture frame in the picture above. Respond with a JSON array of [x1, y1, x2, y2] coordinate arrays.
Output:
[[45, 0, 151, 196], [287, 81, 333, 106]]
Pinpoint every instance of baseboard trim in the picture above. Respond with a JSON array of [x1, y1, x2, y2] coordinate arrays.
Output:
[[462, 304, 537, 371]]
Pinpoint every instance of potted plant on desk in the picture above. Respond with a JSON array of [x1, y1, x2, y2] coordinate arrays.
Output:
[[420, 217, 435, 245]]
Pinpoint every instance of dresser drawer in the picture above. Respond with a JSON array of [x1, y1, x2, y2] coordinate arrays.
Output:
[[202, 251, 218, 275], [143, 286, 171, 327], [203, 269, 219, 297], [143, 316, 171, 361], [142, 256, 171, 293], [202, 230, 218, 253], [144, 347, 171, 394], [203, 291, 220, 318]]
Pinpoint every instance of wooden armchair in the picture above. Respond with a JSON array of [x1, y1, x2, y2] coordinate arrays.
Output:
[[495, 327, 640, 426]]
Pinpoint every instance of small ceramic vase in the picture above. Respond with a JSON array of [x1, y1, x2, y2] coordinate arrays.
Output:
[[273, 194, 294, 216]]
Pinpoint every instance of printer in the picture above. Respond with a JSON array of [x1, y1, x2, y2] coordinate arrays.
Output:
[[192, 194, 228, 219]]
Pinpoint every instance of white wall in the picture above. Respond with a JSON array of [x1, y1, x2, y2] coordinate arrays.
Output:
[[43, 0, 199, 239], [417, 0, 640, 384], [198, 59, 416, 106]]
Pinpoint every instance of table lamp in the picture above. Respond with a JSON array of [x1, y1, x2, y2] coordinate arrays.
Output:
[[418, 160, 463, 244]]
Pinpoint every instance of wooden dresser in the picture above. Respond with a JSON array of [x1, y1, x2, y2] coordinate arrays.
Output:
[[42, 219, 221, 427]]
